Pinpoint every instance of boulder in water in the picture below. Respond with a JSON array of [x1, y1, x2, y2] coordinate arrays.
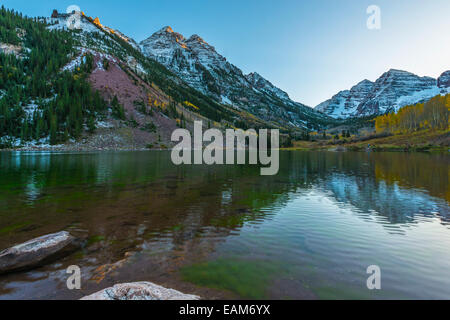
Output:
[[81, 282, 200, 300], [0, 231, 78, 274]]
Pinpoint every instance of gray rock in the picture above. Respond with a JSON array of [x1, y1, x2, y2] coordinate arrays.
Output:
[[0, 231, 78, 274], [438, 70, 450, 88], [81, 282, 200, 300]]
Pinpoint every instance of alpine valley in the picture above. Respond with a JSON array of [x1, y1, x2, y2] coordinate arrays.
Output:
[[0, 6, 448, 150], [0, 3, 450, 302], [0, 7, 331, 150]]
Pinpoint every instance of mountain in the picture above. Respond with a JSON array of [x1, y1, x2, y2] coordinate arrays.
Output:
[[46, 10, 141, 50], [1, 8, 276, 150], [140, 26, 330, 130], [316, 69, 450, 119], [245, 72, 291, 102], [1, 7, 335, 151], [315, 79, 375, 119], [438, 70, 450, 88]]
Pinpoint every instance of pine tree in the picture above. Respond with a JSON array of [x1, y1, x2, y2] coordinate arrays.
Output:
[[87, 116, 96, 133], [49, 113, 57, 145]]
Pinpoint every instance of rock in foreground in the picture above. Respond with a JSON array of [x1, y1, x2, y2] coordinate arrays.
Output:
[[81, 282, 200, 300], [0, 231, 78, 274]]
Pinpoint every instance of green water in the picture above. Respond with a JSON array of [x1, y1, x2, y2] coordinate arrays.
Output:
[[0, 151, 449, 299]]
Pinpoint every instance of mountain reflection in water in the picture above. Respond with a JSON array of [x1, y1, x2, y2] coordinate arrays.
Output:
[[0, 151, 449, 299]]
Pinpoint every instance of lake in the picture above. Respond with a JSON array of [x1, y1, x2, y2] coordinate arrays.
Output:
[[0, 151, 449, 299]]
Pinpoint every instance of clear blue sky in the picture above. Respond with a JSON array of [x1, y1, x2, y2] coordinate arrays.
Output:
[[3, 0, 450, 107]]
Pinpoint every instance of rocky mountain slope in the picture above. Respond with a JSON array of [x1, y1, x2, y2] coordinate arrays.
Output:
[[140, 26, 330, 130], [4, 8, 315, 150], [316, 69, 450, 119], [438, 71, 450, 88]]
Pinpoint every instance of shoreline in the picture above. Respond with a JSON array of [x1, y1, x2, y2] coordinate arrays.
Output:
[[2, 129, 448, 153], [1, 148, 448, 153], [284, 130, 450, 153], [1, 146, 448, 153], [282, 145, 449, 153]]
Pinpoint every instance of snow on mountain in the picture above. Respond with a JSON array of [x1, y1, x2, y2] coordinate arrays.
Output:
[[45, 10, 140, 51], [46, 12, 99, 33], [43, 12, 329, 129], [44, 9, 151, 81], [62, 47, 119, 72], [245, 72, 291, 102], [140, 26, 329, 129], [438, 70, 450, 88], [357, 69, 438, 116], [140, 26, 248, 98], [316, 69, 450, 119], [315, 79, 374, 119]]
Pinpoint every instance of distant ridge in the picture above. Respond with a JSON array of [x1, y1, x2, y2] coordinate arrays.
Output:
[[316, 69, 450, 119]]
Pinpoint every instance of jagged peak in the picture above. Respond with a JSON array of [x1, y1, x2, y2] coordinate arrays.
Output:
[[246, 72, 268, 84], [358, 79, 373, 85], [245, 72, 291, 100], [139, 26, 187, 47], [437, 70, 450, 88], [93, 17, 101, 26], [152, 26, 185, 41], [381, 69, 435, 80], [247, 72, 261, 79], [351, 79, 374, 89], [159, 26, 174, 33], [142, 27, 216, 51], [187, 34, 205, 43], [379, 69, 411, 79], [379, 69, 436, 83], [386, 68, 410, 74]]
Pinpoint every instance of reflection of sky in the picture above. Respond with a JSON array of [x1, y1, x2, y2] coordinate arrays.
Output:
[[25, 173, 40, 203], [218, 189, 450, 299], [1, 151, 449, 299], [6, 153, 53, 205], [9, 151, 51, 169], [2, 151, 448, 225], [221, 190, 232, 206]]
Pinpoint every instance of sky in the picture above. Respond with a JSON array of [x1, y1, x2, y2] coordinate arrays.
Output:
[[3, 0, 450, 107]]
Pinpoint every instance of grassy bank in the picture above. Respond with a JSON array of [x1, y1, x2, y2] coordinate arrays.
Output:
[[284, 130, 450, 152]]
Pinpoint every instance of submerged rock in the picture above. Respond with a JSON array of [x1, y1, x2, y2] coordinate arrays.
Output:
[[81, 282, 200, 300], [0, 231, 78, 274]]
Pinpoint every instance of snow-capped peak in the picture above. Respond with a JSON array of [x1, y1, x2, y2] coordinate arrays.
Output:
[[316, 68, 449, 119], [187, 34, 206, 44], [44, 9, 141, 51], [140, 26, 327, 129], [438, 70, 450, 88], [161, 26, 174, 33], [245, 72, 291, 101]]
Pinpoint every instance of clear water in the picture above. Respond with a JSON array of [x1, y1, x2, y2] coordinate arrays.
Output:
[[0, 151, 449, 299]]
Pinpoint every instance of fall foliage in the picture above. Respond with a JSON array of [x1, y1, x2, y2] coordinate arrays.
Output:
[[375, 94, 450, 133]]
